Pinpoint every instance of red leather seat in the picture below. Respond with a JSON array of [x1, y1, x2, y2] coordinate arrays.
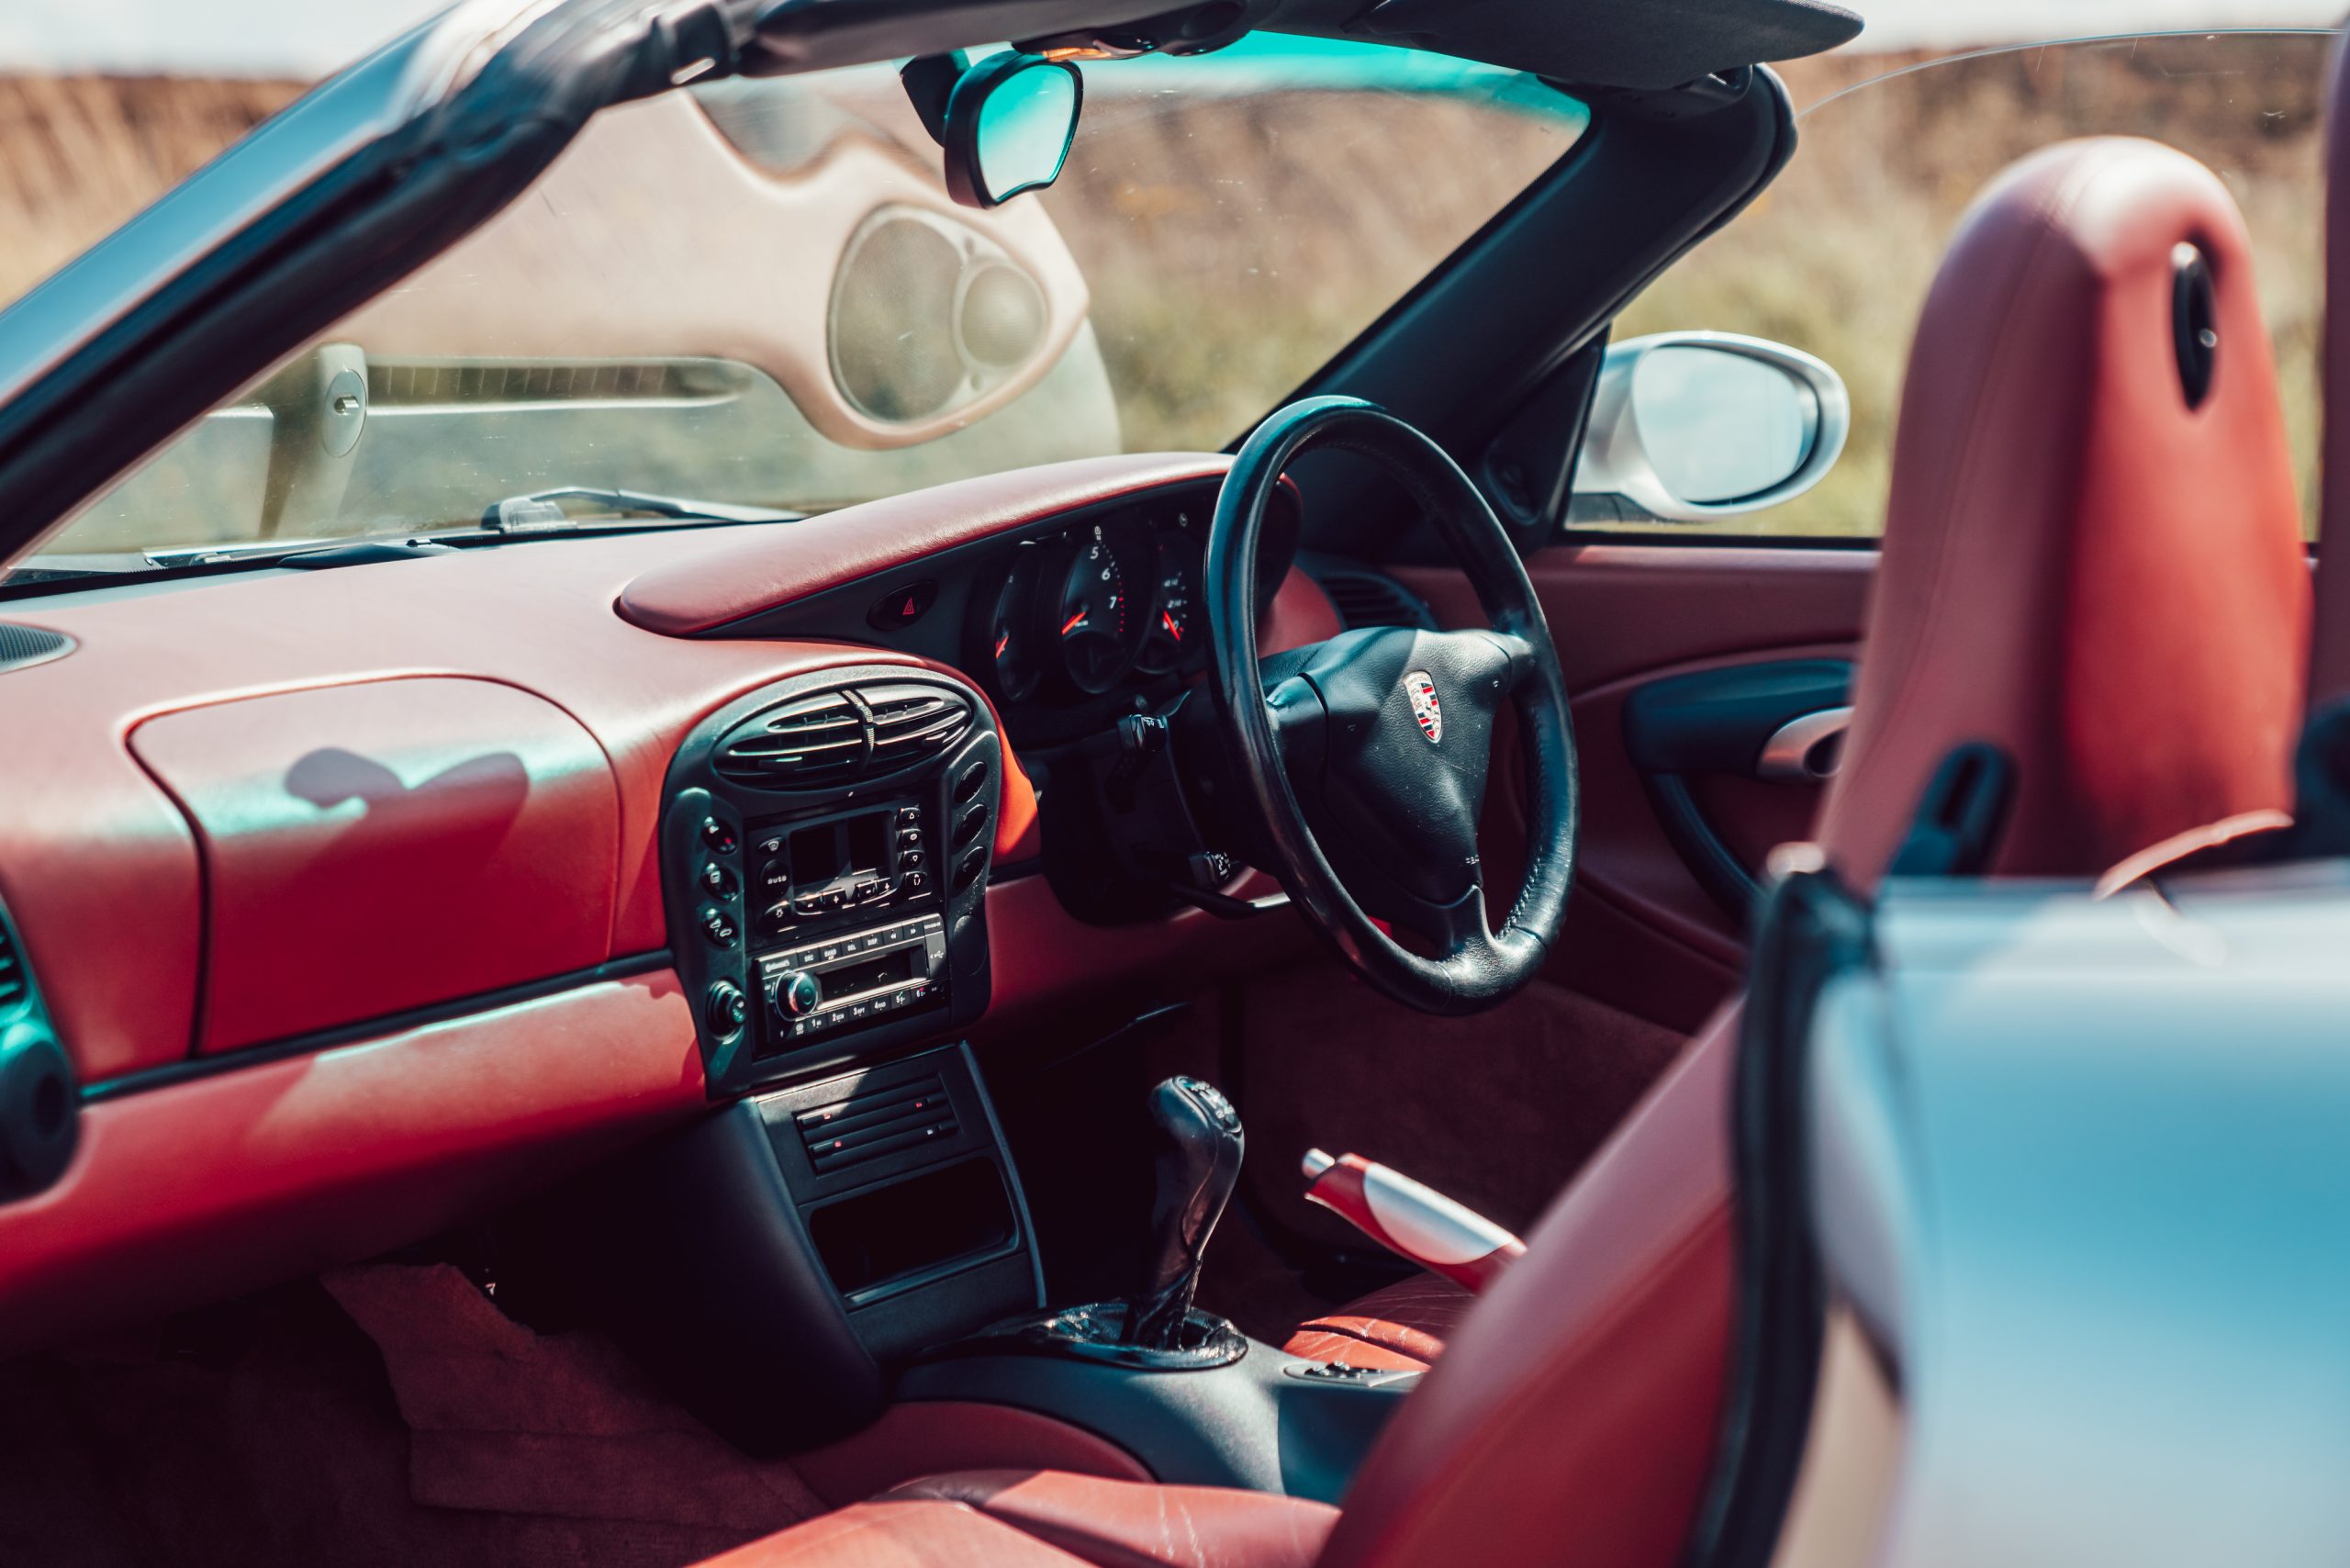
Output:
[[692, 1471, 1338, 1566], [697, 135, 2311, 1568]]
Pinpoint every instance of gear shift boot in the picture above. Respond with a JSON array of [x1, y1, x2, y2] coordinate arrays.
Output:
[[929, 1076, 1249, 1370], [1122, 1076, 1246, 1350]]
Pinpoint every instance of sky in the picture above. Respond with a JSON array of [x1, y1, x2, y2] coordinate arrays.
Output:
[[0, 0, 2343, 75]]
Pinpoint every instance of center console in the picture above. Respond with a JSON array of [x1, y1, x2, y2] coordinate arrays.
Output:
[[576, 665, 1409, 1492], [660, 665, 1000, 1097]]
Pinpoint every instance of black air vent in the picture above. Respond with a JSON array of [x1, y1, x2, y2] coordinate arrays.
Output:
[[863, 683, 972, 771], [1317, 570, 1438, 632], [0, 622, 73, 675], [0, 921, 23, 1014], [715, 684, 971, 790], [796, 1072, 957, 1175]]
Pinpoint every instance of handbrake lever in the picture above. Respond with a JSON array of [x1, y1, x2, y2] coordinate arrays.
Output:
[[1301, 1148, 1525, 1294]]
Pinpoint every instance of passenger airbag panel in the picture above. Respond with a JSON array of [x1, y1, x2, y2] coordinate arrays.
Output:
[[130, 677, 621, 1053]]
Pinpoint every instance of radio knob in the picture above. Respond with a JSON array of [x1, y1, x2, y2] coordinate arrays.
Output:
[[773, 970, 821, 1019]]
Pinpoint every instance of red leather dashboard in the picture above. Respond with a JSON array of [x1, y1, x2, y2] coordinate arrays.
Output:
[[0, 453, 1335, 1353], [129, 677, 625, 1054]]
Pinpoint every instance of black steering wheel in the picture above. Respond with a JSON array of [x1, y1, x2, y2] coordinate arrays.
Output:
[[1206, 397, 1578, 1015]]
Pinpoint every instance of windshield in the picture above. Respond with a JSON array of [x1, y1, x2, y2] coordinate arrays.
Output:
[[6, 38, 1586, 575]]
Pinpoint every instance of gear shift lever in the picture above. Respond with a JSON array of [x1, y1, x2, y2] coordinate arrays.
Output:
[[1123, 1075, 1245, 1350]]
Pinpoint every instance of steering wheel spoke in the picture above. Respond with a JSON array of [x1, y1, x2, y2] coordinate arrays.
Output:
[[1481, 627, 1542, 695], [1206, 396, 1579, 1016], [1382, 881, 1489, 960], [1263, 674, 1327, 779]]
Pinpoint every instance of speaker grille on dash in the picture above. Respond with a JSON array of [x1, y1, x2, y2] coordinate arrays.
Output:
[[0, 622, 72, 675], [831, 216, 966, 422]]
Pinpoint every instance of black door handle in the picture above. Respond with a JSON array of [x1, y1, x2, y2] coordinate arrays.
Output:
[[1622, 659, 1853, 922]]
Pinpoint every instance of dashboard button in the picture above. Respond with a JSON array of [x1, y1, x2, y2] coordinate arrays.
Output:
[[699, 864, 735, 900], [755, 858, 790, 897], [701, 818, 738, 855], [867, 579, 939, 631], [699, 907, 738, 946], [705, 981, 748, 1039], [903, 869, 930, 895]]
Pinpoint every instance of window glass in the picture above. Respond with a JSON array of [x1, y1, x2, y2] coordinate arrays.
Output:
[[1583, 30, 2329, 541], [11, 39, 1586, 566]]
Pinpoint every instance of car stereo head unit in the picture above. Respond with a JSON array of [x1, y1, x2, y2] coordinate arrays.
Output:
[[660, 666, 1001, 1096]]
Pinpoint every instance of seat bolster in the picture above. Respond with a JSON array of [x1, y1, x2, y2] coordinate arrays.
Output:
[[885, 1471, 1339, 1568], [689, 1495, 1087, 1566], [1285, 1275, 1475, 1371]]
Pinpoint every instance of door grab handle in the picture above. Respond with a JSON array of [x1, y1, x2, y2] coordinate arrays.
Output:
[[1756, 707, 1853, 782]]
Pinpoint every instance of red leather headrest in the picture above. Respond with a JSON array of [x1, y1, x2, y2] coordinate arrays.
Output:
[[1818, 137, 2309, 884]]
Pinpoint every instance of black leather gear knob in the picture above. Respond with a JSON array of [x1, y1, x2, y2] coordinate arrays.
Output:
[[1123, 1075, 1244, 1350]]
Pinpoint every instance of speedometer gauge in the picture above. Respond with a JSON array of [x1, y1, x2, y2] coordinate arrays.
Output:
[[1052, 520, 1152, 695]]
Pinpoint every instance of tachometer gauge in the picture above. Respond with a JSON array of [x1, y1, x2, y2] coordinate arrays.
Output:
[[1052, 520, 1152, 695], [989, 550, 1045, 702], [1135, 530, 1203, 677]]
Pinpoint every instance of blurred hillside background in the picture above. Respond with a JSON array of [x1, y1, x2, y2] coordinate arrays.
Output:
[[0, 5, 2343, 540]]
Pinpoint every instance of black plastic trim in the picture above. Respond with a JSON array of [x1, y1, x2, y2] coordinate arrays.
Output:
[[1685, 865, 1874, 1568], [1290, 67, 1802, 560], [0, 894, 75, 1201], [78, 950, 671, 1103]]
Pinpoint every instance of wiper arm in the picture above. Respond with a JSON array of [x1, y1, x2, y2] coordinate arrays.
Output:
[[481, 487, 800, 532]]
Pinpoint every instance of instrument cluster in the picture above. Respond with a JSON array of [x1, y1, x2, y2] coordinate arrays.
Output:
[[981, 496, 1212, 709]]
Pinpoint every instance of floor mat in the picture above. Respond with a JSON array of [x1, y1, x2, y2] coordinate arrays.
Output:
[[0, 1271, 814, 1568]]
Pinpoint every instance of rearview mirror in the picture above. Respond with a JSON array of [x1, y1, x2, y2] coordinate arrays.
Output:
[[1573, 333, 1849, 522], [942, 53, 1085, 210]]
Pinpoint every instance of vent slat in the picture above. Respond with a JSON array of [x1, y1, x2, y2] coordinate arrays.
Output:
[[713, 684, 971, 791], [0, 924, 22, 1011]]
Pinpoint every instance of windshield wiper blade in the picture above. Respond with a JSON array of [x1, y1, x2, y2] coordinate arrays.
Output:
[[481, 486, 800, 532]]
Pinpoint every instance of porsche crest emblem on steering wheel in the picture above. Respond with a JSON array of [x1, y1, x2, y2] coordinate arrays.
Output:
[[1404, 669, 1442, 744]]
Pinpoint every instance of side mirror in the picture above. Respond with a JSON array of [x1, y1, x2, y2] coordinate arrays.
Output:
[[1573, 332, 1849, 523], [931, 52, 1084, 210]]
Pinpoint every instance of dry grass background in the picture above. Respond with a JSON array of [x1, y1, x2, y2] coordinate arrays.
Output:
[[0, 74, 301, 302], [0, 32, 2335, 543]]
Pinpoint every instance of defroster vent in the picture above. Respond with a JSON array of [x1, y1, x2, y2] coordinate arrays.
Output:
[[0, 622, 73, 676], [796, 1071, 957, 1176], [714, 682, 972, 790], [0, 920, 23, 1014]]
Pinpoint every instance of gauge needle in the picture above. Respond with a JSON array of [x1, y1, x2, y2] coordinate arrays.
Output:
[[1060, 611, 1089, 637], [995, 632, 1010, 659], [1161, 610, 1181, 642]]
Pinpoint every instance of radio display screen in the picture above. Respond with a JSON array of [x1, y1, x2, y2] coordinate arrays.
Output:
[[820, 948, 919, 1003]]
